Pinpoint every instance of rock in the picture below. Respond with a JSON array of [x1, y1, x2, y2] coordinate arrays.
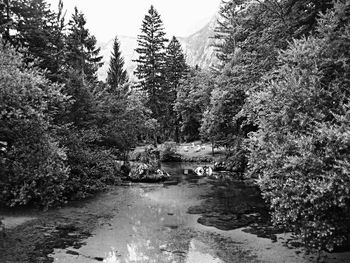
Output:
[[213, 161, 227, 171], [128, 163, 170, 182]]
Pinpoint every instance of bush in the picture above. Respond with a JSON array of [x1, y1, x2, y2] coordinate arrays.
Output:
[[160, 142, 181, 162], [62, 129, 121, 200], [0, 45, 71, 208], [246, 2, 350, 251], [0, 45, 122, 208]]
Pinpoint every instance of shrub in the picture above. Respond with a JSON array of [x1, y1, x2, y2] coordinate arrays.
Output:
[[246, 2, 350, 251], [0, 45, 71, 208], [62, 129, 121, 200], [160, 142, 181, 162]]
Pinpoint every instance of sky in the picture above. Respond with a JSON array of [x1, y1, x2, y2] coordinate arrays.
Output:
[[47, 0, 222, 42]]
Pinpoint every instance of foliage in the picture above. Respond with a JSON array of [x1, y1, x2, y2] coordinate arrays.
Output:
[[246, 1, 350, 251], [0, 0, 67, 81], [175, 68, 214, 142], [0, 1, 154, 209], [214, 0, 334, 67], [0, 45, 71, 208], [160, 142, 181, 162], [205, 0, 336, 170], [61, 128, 121, 199], [107, 36, 128, 90], [163, 36, 188, 141], [134, 5, 168, 121], [66, 7, 103, 83], [200, 81, 244, 151], [98, 86, 155, 159]]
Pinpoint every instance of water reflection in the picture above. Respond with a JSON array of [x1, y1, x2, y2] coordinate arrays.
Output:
[[103, 250, 120, 263], [50, 163, 244, 263], [161, 162, 214, 185], [187, 174, 268, 231], [185, 239, 223, 263], [101, 238, 222, 263]]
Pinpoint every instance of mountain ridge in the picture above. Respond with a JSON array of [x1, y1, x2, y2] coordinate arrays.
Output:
[[97, 17, 218, 81]]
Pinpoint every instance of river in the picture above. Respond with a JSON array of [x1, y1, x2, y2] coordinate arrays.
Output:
[[49, 162, 349, 263], [1, 162, 349, 262]]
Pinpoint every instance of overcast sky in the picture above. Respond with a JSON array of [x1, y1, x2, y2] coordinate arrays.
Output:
[[47, 0, 221, 42]]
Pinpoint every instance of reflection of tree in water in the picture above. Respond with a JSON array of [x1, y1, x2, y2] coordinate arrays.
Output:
[[103, 249, 120, 263], [187, 178, 270, 231], [119, 195, 182, 262], [185, 239, 223, 263]]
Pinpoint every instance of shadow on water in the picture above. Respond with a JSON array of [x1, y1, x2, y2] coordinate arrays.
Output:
[[161, 162, 283, 241]]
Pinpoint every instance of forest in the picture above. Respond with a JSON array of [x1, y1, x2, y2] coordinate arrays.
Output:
[[0, 0, 350, 257]]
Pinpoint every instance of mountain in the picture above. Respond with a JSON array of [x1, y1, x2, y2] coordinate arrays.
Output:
[[179, 16, 218, 70], [97, 17, 218, 81]]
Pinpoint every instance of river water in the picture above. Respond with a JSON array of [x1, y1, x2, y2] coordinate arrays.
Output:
[[48, 162, 349, 263]]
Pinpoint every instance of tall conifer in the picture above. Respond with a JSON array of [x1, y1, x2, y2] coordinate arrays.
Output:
[[66, 7, 102, 82], [134, 5, 167, 119], [107, 36, 128, 93], [164, 36, 188, 141]]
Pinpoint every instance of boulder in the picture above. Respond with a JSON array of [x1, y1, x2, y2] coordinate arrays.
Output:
[[213, 161, 227, 171], [128, 163, 170, 182]]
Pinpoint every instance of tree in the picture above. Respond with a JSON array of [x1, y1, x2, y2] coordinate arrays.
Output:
[[174, 68, 214, 142], [246, 1, 350, 251], [0, 2, 132, 209], [107, 36, 128, 92], [0, 44, 71, 208], [45, 0, 67, 82], [201, 87, 243, 151], [66, 7, 103, 83], [0, 0, 69, 83], [207, 0, 335, 172], [163, 36, 188, 141], [134, 5, 168, 123]]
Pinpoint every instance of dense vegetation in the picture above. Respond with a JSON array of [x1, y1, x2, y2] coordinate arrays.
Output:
[[209, 0, 350, 252], [171, 0, 350, 252], [1, 0, 349, 253], [0, 1, 160, 208]]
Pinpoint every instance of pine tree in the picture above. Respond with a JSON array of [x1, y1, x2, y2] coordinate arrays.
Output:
[[0, 0, 67, 82], [107, 36, 128, 93], [0, 0, 54, 55], [164, 36, 188, 141], [134, 5, 168, 120], [66, 7, 102, 83], [213, 0, 237, 64], [164, 36, 187, 95], [46, 0, 67, 82]]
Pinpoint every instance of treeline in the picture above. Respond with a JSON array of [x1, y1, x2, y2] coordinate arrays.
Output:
[[176, 0, 350, 252], [0, 1, 194, 209], [0, 1, 168, 208]]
